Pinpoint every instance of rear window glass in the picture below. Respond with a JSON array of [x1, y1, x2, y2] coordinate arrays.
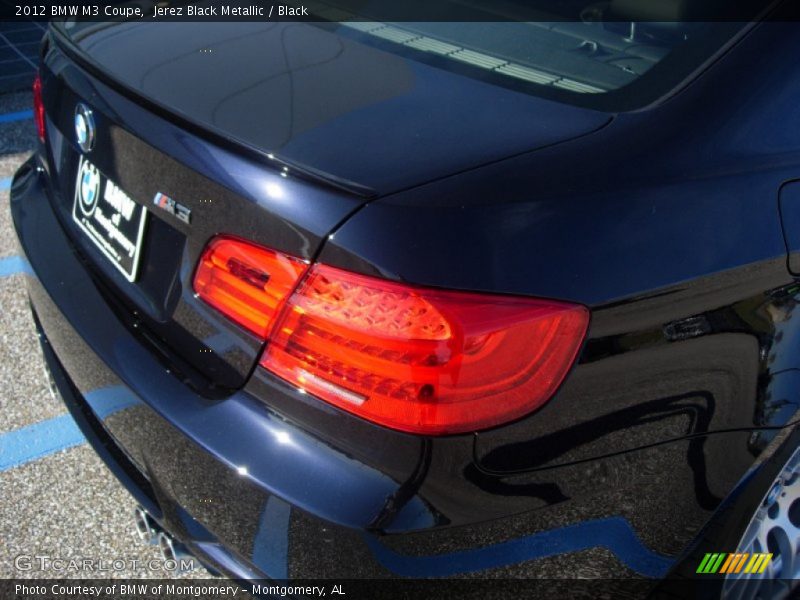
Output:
[[304, 0, 761, 111], [55, 0, 761, 112], [325, 18, 748, 111]]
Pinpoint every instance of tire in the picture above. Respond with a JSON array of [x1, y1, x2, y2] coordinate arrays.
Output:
[[721, 446, 800, 599]]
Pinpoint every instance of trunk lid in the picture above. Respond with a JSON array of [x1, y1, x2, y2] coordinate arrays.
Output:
[[54, 21, 610, 195]]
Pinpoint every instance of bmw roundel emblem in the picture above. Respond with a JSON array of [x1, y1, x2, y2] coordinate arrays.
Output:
[[74, 103, 95, 153], [78, 160, 100, 217]]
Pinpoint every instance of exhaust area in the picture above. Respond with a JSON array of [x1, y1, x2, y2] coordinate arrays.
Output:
[[133, 506, 158, 544], [157, 531, 196, 573], [133, 506, 197, 574]]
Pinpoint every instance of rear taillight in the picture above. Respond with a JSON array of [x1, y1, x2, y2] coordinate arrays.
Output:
[[32, 74, 45, 142], [193, 237, 309, 338], [194, 237, 589, 434], [260, 264, 589, 435]]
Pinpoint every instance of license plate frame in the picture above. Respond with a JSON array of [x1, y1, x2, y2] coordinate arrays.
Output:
[[71, 157, 148, 282]]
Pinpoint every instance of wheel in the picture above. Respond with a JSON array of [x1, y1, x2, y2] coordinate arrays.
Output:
[[722, 446, 800, 600]]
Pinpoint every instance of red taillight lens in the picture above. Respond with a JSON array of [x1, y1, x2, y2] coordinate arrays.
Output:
[[259, 264, 589, 434], [193, 237, 309, 338], [32, 74, 45, 142]]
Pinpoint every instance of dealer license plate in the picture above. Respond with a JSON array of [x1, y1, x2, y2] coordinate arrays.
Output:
[[71, 157, 147, 282]]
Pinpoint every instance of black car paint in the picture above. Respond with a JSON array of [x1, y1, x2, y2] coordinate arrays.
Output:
[[55, 22, 610, 195], [10, 15, 800, 584]]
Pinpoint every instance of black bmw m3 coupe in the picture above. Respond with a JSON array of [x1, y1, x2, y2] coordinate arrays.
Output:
[[10, 0, 800, 597]]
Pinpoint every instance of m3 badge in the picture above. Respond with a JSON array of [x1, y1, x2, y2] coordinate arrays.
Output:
[[153, 192, 191, 225]]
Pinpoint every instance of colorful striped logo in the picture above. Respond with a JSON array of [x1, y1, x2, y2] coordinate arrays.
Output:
[[696, 552, 772, 574]]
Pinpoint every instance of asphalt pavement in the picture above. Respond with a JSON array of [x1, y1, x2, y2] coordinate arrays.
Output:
[[0, 22, 43, 93], [0, 90, 213, 580]]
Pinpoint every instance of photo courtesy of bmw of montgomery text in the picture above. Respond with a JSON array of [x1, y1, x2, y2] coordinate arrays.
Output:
[[9, 0, 800, 596]]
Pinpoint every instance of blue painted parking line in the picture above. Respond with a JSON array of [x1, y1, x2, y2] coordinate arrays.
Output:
[[0, 414, 84, 471], [0, 255, 31, 277], [365, 515, 674, 579], [0, 176, 11, 190], [0, 386, 139, 472], [252, 496, 291, 579], [0, 109, 33, 124]]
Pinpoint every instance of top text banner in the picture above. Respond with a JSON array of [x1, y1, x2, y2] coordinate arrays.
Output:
[[0, 0, 790, 23]]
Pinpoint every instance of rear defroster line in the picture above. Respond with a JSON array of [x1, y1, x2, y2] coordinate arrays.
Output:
[[0, 385, 138, 471], [363, 516, 675, 579]]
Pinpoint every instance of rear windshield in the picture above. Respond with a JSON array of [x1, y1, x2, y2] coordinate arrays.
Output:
[[305, 0, 760, 111], [330, 20, 746, 110], [55, 0, 759, 112]]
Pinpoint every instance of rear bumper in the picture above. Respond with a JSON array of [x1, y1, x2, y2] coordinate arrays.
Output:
[[35, 314, 267, 580]]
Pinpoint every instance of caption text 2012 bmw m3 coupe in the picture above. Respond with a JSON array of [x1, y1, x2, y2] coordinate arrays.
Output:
[[10, 1, 800, 597]]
